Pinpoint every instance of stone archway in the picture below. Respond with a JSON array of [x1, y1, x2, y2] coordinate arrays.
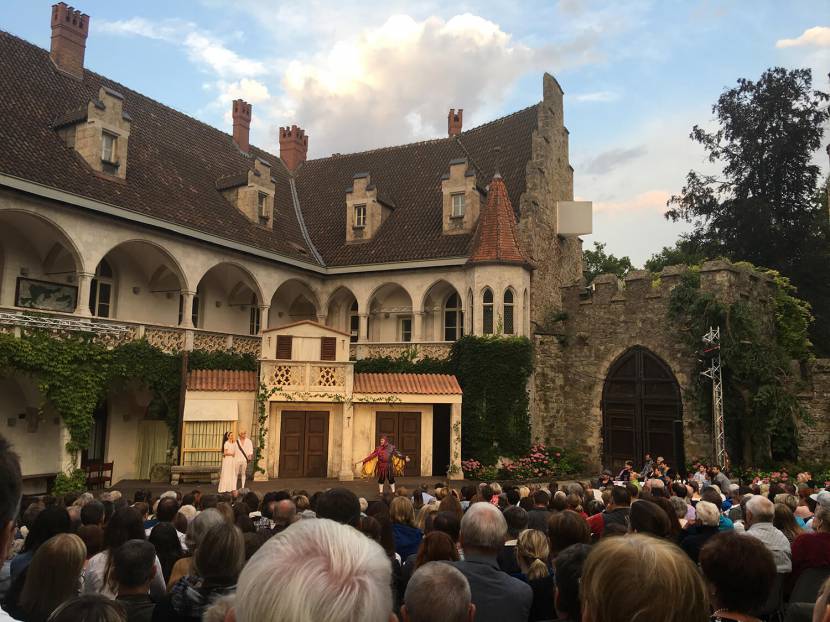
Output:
[[601, 346, 684, 473]]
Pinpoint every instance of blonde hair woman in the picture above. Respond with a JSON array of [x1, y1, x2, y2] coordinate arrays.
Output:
[[581, 534, 709, 622], [516, 529, 554, 621], [389, 496, 422, 559], [18, 533, 86, 622]]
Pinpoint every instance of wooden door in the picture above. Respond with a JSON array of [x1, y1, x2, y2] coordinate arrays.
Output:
[[376, 412, 421, 477], [279, 411, 329, 477]]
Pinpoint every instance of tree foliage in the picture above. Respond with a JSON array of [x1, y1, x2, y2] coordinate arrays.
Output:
[[582, 242, 633, 283], [665, 67, 830, 353]]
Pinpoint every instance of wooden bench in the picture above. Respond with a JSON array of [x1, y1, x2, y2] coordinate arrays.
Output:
[[84, 462, 113, 490], [170, 465, 220, 486]]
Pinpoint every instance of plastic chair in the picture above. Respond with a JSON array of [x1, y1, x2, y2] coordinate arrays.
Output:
[[789, 566, 830, 605]]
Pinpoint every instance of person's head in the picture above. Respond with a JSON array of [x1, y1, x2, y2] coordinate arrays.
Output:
[[155, 496, 180, 523], [553, 543, 591, 621], [390, 496, 416, 528], [628, 499, 671, 537], [773, 502, 802, 541], [112, 539, 157, 594], [20, 533, 86, 621], [23, 504, 71, 553], [814, 503, 830, 534], [695, 500, 720, 527], [698, 464, 706, 472], [402, 562, 474, 622], [745, 494, 774, 527], [671, 482, 688, 498], [149, 521, 184, 558], [437, 493, 463, 521], [103, 507, 145, 552], [0, 436, 21, 560], [415, 531, 459, 567], [48, 595, 126, 622], [380, 434, 388, 447], [699, 532, 776, 615], [459, 501, 507, 556], [316, 488, 361, 527], [503, 506, 528, 539], [234, 519, 392, 622], [273, 499, 297, 526], [532, 489, 549, 508], [516, 528, 550, 580], [609, 485, 631, 509], [239, 430, 248, 440], [193, 521, 245, 585], [432, 511, 461, 544], [581, 534, 708, 622], [80, 500, 105, 527], [669, 496, 688, 520], [547, 509, 590, 556], [813, 577, 830, 622], [701, 486, 723, 507], [644, 453, 651, 460], [224, 430, 235, 443]]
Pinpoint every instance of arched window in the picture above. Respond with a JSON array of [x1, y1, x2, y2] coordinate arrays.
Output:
[[523, 288, 529, 335], [466, 289, 473, 335], [443, 292, 463, 341], [249, 293, 260, 335], [349, 299, 359, 343], [503, 289, 514, 334], [482, 287, 494, 334], [89, 259, 114, 318]]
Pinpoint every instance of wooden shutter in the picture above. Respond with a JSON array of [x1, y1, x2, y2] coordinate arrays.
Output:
[[276, 335, 293, 360], [320, 337, 337, 361]]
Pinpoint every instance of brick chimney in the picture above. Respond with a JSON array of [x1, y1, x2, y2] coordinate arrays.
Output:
[[448, 108, 463, 136], [50, 3, 89, 79], [279, 125, 308, 172], [232, 99, 252, 153]]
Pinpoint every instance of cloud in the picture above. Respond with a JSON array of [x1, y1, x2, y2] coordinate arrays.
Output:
[[776, 26, 830, 49], [582, 145, 647, 175], [592, 190, 671, 214], [573, 90, 620, 103]]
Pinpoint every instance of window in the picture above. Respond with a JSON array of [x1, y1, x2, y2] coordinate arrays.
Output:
[[503, 289, 514, 335], [101, 132, 117, 163], [444, 292, 464, 341], [353, 204, 367, 228], [482, 288, 494, 335], [349, 300, 359, 343], [276, 335, 293, 360], [89, 259, 114, 318], [257, 192, 270, 226], [399, 316, 412, 342], [249, 294, 260, 335], [451, 193, 465, 218], [320, 336, 337, 361]]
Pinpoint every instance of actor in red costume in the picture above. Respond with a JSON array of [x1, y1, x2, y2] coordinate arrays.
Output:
[[361, 435, 409, 495]]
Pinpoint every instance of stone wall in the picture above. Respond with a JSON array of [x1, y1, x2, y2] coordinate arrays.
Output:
[[797, 359, 830, 462]]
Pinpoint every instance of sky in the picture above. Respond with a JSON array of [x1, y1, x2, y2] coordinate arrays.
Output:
[[3, 1, 828, 265]]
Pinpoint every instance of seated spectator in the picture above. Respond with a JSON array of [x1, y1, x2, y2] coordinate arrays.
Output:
[[773, 502, 803, 543], [791, 498, 830, 583], [48, 595, 126, 622], [743, 495, 792, 573], [271, 499, 298, 533], [516, 529, 553, 622], [242, 532, 266, 562], [113, 540, 157, 622], [77, 524, 104, 559], [552, 544, 591, 622], [402, 562, 474, 622], [14, 533, 86, 622], [390, 497, 423, 559], [452, 502, 532, 622], [148, 523, 184, 586], [580, 534, 708, 622], [648, 496, 683, 540], [680, 500, 720, 564], [145, 498, 186, 551], [233, 518, 393, 622], [670, 496, 689, 529], [81, 501, 106, 528], [526, 491, 551, 532], [415, 531, 459, 567], [628, 499, 671, 538], [84, 507, 166, 600], [153, 522, 243, 621], [10, 506, 70, 579], [166, 508, 224, 590], [438, 494, 464, 522], [699, 532, 776, 622], [811, 577, 830, 622], [316, 488, 360, 528], [548, 510, 590, 557], [586, 485, 630, 539], [498, 506, 528, 574]]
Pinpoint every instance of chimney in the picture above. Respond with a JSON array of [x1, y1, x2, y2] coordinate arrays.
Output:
[[232, 99, 252, 153], [448, 108, 463, 136], [279, 125, 308, 172], [50, 3, 89, 79]]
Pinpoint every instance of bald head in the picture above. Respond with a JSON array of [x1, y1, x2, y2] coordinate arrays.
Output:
[[274, 500, 297, 523], [460, 501, 507, 554], [746, 495, 774, 525]]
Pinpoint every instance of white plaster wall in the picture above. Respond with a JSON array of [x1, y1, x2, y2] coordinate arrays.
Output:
[[466, 265, 531, 336], [0, 378, 62, 477]]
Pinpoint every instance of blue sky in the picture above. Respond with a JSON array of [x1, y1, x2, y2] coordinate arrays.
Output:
[[3, 1, 828, 264]]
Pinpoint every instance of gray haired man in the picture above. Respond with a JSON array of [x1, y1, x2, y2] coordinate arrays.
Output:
[[402, 562, 475, 622]]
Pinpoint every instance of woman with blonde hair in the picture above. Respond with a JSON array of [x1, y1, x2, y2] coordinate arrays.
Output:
[[581, 534, 709, 622], [516, 529, 554, 622], [16, 533, 86, 622], [415, 502, 439, 532], [773, 502, 803, 543], [389, 496, 423, 559]]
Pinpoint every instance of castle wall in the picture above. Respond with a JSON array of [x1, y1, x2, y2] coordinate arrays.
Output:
[[797, 359, 830, 462]]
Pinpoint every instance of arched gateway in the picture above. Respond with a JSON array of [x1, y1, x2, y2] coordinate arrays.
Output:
[[602, 347, 684, 473]]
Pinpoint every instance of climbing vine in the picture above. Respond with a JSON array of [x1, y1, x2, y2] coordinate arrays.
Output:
[[667, 265, 812, 465]]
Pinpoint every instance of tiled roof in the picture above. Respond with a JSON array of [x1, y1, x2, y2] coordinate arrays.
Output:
[[187, 369, 258, 392], [354, 373, 462, 395], [0, 30, 538, 268], [468, 174, 531, 266]]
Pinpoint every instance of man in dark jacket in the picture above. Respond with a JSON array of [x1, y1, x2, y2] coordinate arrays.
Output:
[[586, 485, 630, 539], [526, 490, 551, 532], [452, 503, 532, 622], [114, 540, 157, 622], [498, 506, 528, 574]]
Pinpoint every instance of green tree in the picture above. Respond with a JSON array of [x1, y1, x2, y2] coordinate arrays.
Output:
[[582, 241, 633, 283], [665, 67, 830, 353], [644, 238, 707, 273]]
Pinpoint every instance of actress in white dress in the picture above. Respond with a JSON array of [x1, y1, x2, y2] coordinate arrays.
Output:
[[218, 431, 238, 493]]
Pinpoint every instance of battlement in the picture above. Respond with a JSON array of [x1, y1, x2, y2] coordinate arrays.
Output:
[[561, 260, 777, 316]]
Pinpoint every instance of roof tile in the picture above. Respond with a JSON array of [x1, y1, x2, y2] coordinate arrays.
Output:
[[187, 369, 258, 392], [468, 174, 531, 266], [354, 373, 462, 395]]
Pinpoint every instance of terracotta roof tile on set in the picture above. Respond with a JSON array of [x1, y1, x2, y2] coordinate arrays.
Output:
[[187, 369, 258, 392], [468, 173, 532, 266], [354, 373, 462, 395]]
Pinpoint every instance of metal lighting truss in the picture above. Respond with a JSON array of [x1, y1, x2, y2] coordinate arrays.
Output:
[[0, 311, 133, 336], [701, 326, 725, 467]]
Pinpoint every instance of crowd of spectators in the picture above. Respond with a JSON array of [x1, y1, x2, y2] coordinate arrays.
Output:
[[1, 435, 829, 622]]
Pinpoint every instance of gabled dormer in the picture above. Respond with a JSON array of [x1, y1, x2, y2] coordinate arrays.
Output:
[[54, 86, 131, 180], [441, 158, 482, 235], [345, 173, 395, 243], [216, 157, 275, 229]]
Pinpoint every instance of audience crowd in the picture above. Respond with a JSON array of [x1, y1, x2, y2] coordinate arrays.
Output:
[[1, 437, 829, 622]]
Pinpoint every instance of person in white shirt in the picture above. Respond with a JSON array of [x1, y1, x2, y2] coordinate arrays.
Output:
[[235, 430, 254, 490]]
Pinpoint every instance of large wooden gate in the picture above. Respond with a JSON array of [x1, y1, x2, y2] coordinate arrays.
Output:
[[279, 411, 329, 477], [376, 412, 421, 477], [602, 347, 683, 473]]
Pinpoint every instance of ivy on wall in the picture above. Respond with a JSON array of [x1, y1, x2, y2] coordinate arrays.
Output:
[[667, 266, 812, 465]]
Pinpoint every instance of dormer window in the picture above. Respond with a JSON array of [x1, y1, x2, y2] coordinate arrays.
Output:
[[101, 132, 117, 163], [257, 192, 270, 226], [451, 193, 465, 218], [354, 204, 367, 229]]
